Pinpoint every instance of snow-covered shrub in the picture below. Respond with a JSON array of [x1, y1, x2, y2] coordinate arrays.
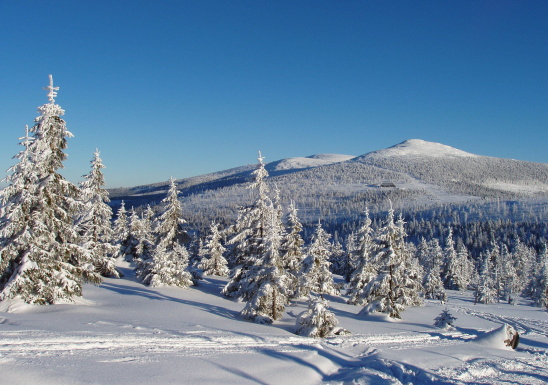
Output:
[[295, 296, 350, 338]]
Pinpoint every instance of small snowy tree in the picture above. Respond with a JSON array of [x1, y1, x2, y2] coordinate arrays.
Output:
[[434, 309, 457, 330], [199, 222, 229, 276], [139, 178, 193, 288], [77, 149, 119, 278], [296, 221, 338, 298], [0, 76, 98, 304], [295, 295, 350, 338]]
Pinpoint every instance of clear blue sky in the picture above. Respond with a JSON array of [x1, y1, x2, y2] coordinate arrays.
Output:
[[1, 1, 546, 187]]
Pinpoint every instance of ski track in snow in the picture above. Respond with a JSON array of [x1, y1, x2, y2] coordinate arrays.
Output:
[[0, 329, 315, 361]]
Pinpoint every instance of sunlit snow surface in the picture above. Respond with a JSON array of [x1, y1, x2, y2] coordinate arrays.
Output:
[[1, 261, 547, 384]]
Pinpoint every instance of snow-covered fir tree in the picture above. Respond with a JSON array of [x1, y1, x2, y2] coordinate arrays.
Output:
[[329, 238, 345, 275], [296, 221, 338, 299], [295, 295, 350, 338], [281, 201, 305, 299], [474, 253, 497, 304], [240, 210, 290, 324], [112, 201, 130, 259], [531, 245, 548, 308], [442, 227, 459, 290], [77, 149, 119, 278], [0, 76, 99, 304], [421, 238, 446, 302], [343, 231, 358, 282], [358, 207, 423, 319], [223, 152, 273, 299], [199, 222, 229, 276], [0, 126, 35, 289], [346, 208, 377, 305], [434, 309, 457, 329], [139, 178, 193, 288]]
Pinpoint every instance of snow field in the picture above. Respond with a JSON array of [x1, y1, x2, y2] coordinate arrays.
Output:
[[1, 271, 548, 384]]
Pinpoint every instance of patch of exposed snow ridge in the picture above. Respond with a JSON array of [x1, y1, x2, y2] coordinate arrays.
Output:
[[370, 139, 478, 158], [272, 154, 355, 171]]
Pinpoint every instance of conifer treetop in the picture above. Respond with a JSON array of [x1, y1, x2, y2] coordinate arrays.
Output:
[[44, 74, 59, 103]]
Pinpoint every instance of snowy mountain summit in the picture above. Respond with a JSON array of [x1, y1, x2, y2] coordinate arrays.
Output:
[[271, 153, 355, 171], [364, 139, 478, 159]]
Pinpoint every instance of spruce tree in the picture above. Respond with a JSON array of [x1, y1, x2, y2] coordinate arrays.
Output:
[[295, 295, 349, 338], [77, 149, 119, 278], [240, 210, 290, 324], [296, 221, 338, 298], [346, 209, 377, 305], [139, 178, 193, 288], [0, 75, 98, 304], [112, 201, 130, 259], [223, 152, 272, 299], [199, 222, 229, 276], [358, 208, 422, 319], [281, 201, 305, 299]]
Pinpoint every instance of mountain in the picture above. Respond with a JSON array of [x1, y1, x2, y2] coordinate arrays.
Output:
[[109, 139, 548, 232]]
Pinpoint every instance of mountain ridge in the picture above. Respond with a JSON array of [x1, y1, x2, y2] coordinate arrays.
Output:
[[108, 139, 548, 230]]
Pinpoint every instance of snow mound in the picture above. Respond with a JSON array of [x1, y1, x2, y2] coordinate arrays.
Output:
[[474, 324, 518, 350], [271, 154, 355, 171], [365, 139, 478, 158]]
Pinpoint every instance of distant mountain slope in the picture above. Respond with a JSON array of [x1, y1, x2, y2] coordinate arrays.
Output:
[[109, 139, 548, 231]]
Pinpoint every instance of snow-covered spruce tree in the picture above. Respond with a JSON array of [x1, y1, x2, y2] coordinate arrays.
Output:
[[343, 231, 358, 282], [296, 221, 338, 299], [454, 241, 474, 291], [112, 201, 130, 259], [442, 227, 459, 290], [77, 149, 119, 278], [295, 295, 350, 338], [329, 239, 345, 276], [281, 201, 305, 299], [474, 253, 497, 304], [358, 208, 422, 319], [199, 222, 229, 276], [0, 126, 35, 288], [422, 238, 446, 302], [434, 309, 457, 330], [222, 152, 273, 299], [139, 178, 193, 288], [531, 245, 548, 308], [0, 75, 100, 304], [346, 208, 377, 306], [240, 209, 290, 324]]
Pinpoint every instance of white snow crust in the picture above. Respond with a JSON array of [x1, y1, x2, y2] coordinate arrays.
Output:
[[1, 260, 547, 384], [367, 139, 479, 158]]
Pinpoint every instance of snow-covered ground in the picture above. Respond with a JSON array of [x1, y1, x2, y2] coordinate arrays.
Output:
[[1, 262, 547, 384]]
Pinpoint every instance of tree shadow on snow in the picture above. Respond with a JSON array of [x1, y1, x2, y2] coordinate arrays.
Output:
[[100, 282, 239, 321]]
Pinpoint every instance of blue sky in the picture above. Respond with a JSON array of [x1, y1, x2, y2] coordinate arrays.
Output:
[[1, 1, 546, 187]]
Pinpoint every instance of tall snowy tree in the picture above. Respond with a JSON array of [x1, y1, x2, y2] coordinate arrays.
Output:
[[223, 152, 273, 299], [421, 238, 446, 302], [139, 178, 193, 288], [346, 208, 377, 305], [199, 222, 229, 276], [296, 221, 338, 299], [358, 207, 422, 319], [281, 201, 305, 299], [0, 75, 99, 304], [77, 149, 119, 278], [240, 210, 290, 324], [112, 201, 130, 259]]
